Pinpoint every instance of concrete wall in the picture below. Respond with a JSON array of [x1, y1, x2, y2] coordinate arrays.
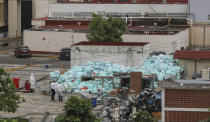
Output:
[[31, 20, 45, 27], [49, 3, 187, 17], [23, 30, 84, 52], [32, 0, 56, 19], [23, 29, 189, 54], [178, 59, 210, 79], [189, 0, 210, 22], [71, 45, 144, 67], [8, 0, 21, 38], [192, 25, 210, 47], [123, 29, 189, 55], [0, 0, 7, 27]]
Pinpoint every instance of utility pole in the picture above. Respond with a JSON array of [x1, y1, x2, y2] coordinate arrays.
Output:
[[203, 26, 206, 47], [187, 19, 193, 47]]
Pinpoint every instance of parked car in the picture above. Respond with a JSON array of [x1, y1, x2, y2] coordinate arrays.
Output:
[[14, 46, 31, 58], [60, 48, 71, 60]]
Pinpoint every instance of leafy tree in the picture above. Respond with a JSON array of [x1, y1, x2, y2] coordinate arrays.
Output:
[[0, 68, 21, 113], [131, 109, 154, 122], [87, 14, 126, 42], [56, 96, 101, 122], [0, 118, 28, 122]]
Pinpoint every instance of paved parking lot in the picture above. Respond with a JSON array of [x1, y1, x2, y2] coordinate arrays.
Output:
[[0, 51, 72, 121]]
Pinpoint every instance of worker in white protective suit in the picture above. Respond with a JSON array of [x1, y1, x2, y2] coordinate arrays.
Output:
[[29, 73, 36, 93], [55, 83, 65, 101]]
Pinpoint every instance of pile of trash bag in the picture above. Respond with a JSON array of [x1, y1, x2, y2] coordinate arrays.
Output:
[[141, 54, 182, 81], [50, 62, 141, 94]]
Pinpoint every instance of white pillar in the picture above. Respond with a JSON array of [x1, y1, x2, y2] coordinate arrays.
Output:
[[0, 0, 5, 27], [8, 0, 21, 38], [32, 0, 36, 19], [0, 1, 3, 26]]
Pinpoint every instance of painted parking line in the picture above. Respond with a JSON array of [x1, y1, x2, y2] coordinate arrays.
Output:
[[4, 65, 28, 72]]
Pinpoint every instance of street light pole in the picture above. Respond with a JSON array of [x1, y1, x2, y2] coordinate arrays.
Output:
[[187, 0, 194, 47], [187, 19, 193, 47]]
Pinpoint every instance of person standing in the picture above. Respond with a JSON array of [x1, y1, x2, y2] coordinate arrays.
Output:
[[51, 81, 56, 101], [56, 83, 65, 101]]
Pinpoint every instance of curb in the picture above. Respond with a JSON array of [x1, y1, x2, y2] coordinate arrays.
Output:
[[4, 65, 28, 72], [0, 51, 59, 59], [0, 51, 12, 55], [32, 55, 59, 59]]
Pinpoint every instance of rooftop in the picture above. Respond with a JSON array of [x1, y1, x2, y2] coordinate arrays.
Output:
[[174, 50, 210, 60], [161, 79, 210, 90], [39, 25, 88, 30], [31, 18, 188, 35], [31, 24, 187, 35], [73, 41, 148, 46], [57, 0, 188, 4], [33, 17, 49, 21]]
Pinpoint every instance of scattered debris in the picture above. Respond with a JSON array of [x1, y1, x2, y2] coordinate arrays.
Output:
[[49, 61, 167, 121], [93, 88, 161, 121], [129, 88, 162, 114]]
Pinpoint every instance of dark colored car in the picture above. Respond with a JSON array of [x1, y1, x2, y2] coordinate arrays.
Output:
[[60, 48, 71, 60], [14, 46, 32, 58]]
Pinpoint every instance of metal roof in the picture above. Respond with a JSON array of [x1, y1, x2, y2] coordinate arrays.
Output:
[[72, 41, 148, 46], [161, 79, 210, 90], [174, 50, 210, 60]]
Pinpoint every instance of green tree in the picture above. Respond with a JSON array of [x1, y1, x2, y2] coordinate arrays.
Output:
[[87, 14, 126, 42], [131, 110, 154, 122], [56, 96, 101, 122], [0, 118, 28, 122], [0, 68, 20, 113]]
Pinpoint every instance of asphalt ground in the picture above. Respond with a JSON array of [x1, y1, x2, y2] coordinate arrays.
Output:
[[0, 43, 72, 121], [0, 51, 70, 68], [0, 39, 70, 67]]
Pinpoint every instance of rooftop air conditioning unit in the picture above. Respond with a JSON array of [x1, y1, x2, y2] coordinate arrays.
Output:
[[202, 68, 210, 80]]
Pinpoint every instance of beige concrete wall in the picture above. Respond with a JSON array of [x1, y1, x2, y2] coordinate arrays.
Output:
[[124, 29, 189, 55], [0, 0, 6, 27], [8, 0, 21, 38], [31, 20, 45, 27], [71, 45, 144, 67], [32, 0, 57, 19], [24, 29, 189, 54], [32, 0, 48, 19], [179, 59, 210, 79], [192, 25, 210, 47], [24, 30, 85, 52], [0, 0, 4, 27]]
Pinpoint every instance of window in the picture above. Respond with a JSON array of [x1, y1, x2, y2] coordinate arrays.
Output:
[[208, 15, 210, 20]]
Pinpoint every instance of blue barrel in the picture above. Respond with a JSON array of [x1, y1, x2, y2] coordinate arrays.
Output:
[[91, 97, 97, 107]]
